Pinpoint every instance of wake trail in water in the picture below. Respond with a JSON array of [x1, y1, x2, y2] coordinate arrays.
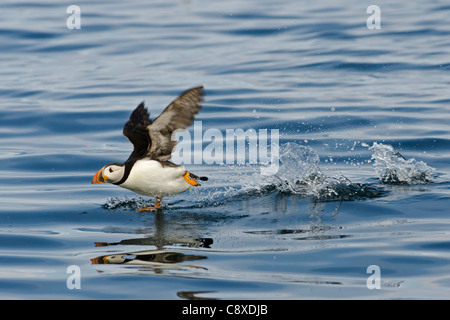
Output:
[[104, 142, 435, 210], [197, 141, 436, 206], [198, 142, 384, 206]]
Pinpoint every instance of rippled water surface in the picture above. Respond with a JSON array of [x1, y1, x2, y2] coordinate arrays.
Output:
[[1, 0, 449, 299]]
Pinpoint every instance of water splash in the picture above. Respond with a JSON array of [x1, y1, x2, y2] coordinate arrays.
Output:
[[211, 142, 383, 202], [105, 142, 417, 211], [104, 195, 152, 210], [369, 142, 434, 185], [260, 142, 381, 200]]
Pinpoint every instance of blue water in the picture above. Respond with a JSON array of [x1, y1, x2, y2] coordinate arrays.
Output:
[[1, 0, 449, 299]]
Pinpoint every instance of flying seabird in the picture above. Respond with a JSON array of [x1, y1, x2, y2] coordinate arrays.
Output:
[[92, 86, 207, 211]]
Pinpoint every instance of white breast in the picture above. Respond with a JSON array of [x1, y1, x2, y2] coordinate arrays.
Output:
[[120, 160, 190, 197]]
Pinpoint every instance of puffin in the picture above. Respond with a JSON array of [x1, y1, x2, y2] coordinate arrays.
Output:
[[92, 86, 207, 211]]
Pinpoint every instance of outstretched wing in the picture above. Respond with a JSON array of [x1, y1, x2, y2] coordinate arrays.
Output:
[[123, 102, 152, 161], [147, 86, 204, 161]]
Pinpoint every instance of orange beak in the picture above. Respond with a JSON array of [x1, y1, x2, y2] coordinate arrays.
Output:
[[92, 168, 105, 184], [90, 256, 108, 264]]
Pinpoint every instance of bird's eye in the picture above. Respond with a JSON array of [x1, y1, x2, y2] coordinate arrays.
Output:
[[109, 168, 113, 173]]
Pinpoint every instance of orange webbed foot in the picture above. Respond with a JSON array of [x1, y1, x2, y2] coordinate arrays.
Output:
[[137, 198, 162, 212]]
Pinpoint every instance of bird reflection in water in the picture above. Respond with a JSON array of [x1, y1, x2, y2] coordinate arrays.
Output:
[[91, 211, 212, 274], [90, 249, 208, 272]]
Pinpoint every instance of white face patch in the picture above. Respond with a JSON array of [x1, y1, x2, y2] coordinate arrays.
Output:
[[103, 164, 125, 184]]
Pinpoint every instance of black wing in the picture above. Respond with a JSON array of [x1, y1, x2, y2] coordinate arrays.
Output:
[[123, 102, 152, 161], [147, 86, 204, 161], [123, 86, 204, 162]]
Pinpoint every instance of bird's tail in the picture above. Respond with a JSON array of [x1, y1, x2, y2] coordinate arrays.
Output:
[[189, 172, 208, 181], [184, 172, 208, 186]]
